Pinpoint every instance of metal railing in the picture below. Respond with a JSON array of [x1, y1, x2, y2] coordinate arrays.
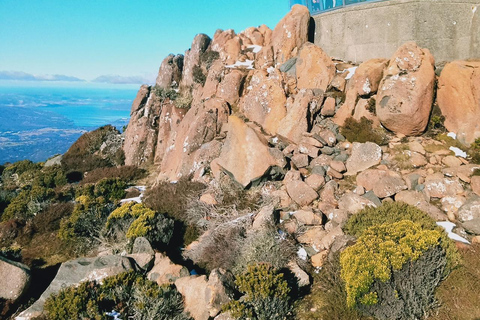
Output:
[[289, 0, 386, 14]]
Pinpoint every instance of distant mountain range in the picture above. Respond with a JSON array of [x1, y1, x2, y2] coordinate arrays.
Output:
[[0, 71, 155, 85]]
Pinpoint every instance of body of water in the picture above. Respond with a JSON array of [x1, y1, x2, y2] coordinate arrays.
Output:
[[0, 82, 139, 164]]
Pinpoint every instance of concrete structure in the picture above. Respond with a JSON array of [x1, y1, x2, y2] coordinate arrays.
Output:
[[310, 0, 480, 63]]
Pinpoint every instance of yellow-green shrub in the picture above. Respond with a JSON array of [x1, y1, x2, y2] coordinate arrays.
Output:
[[340, 220, 442, 308], [106, 203, 173, 247], [344, 201, 460, 273]]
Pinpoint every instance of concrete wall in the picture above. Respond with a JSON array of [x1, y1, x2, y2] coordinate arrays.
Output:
[[313, 0, 480, 63]]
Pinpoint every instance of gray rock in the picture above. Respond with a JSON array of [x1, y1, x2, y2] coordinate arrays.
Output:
[[362, 191, 382, 207], [457, 196, 480, 223], [132, 237, 154, 255], [279, 57, 297, 74], [0, 256, 30, 302], [462, 218, 480, 235], [44, 154, 63, 167], [16, 255, 133, 319]]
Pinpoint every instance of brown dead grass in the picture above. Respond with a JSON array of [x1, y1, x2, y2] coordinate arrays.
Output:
[[430, 243, 480, 320]]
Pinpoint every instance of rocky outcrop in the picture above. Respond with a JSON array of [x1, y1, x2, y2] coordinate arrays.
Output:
[[437, 60, 480, 145], [272, 4, 310, 65], [156, 54, 184, 89], [181, 33, 211, 90], [123, 86, 158, 166], [296, 43, 335, 92], [376, 42, 435, 136], [277, 89, 314, 144], [216, 116, 278, 187], [147, 253, 189, 285], [0, 256, 30, 302], [239, 70, 287, 135], [17, 255, 133, 319], [159, 97, 229, 181]]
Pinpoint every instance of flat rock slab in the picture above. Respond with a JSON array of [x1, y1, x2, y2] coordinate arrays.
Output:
[[16, 255, 133, 320], [346, 142, 382, 175], [0, 256, 30, 302]]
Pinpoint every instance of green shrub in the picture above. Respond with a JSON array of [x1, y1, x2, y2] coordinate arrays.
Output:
[[33, 165, 67, 189], [200, 50, 220, 69], [61, 125, 120, 173], [344, 201, 460, 273], [294, 252, 369, 320], [106, 202, 174, 248], [341, 220, 442, 308], [82, 166, 146, 184], [425, 104, 446, 137], [192, 65, 206, 85], [153, 86, 178, 101], [225, 263, 292, 320], [174, 93, 193, 109], [94, 178, 127, 202], [233, 226, 297, 274], [143, 178, 206, 222], [2, 185, 55, 221], [44, 271, 191, 320], [1, 160, 42, 189], [340, 117, 387, 145], [469, 138, 480, 164]]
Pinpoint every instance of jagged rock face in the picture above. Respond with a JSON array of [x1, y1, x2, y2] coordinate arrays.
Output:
[[123, 86, 162, 166], [239, 69, 287, 135], [158, 98, 229, 181], [216, 70, 246, 106], [296, 43, 335, 91], [277, 89, 314, 144], [156, 54, 184, 89], [17, 256, 133, 320], [437, 60, 480, 145], [181, 33, 211, 90], [272, 4, 310, 65], [353, 59, 389, 96], [0, 256, 30, 302], [376, 42, 435, 136], [211, 29, 237, 63], [202, 59, 226, 100], [154, 103, 188, 164], [216, 116, 278, 187]]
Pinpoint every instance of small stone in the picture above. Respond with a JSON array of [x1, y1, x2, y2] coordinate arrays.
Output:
[[291, 154, 310, 168], [200, 193, 218, 205], [311, 250, 329, 267], [321, 146, 335, 155], [298, 143, 320, 158], [321, 97, 336, 117], [471, 176, 480, 196], [286, 180, 319, 206], [330, 160, 346, 173], [305, 174, 326, 191], [409, 141, 426, 155], [327, 167, 343, 179], [346, 142, 382, 175], [294, 210, 323, 225], [442, 156, 463, 167]]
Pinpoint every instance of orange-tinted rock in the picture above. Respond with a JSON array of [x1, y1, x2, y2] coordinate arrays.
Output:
[[353, 59, 388, 96], [211, 29, 236, 59], [437, 60, 480, 145], [239, 70, 286, 134], [321, 97, 336, 117], [156, 54, 184, 89], [154, 104, 188, 164], [202, 60, 225, 100], [216, 70, 246, 106], [216, 116, 278, 187], [124, 86, 160, 166], [148, 253, 189, 286], [286, 180, 318, 206], [277, 90, 313, 144], [181, 34, 211, 90], [159, 98, 229, 181], [272, 5, 310, 64], [376, 42, 435, 136], [296, 43, 335, 91]]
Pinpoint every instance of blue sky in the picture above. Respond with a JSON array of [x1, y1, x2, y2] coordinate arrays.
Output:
[[0, 0, 290, 82]]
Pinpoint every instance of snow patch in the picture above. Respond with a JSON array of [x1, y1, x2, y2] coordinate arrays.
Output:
[[226, 59, 254, 70], [297, 247, 308, 260], [248, 45, 262, 54], [449, 146, 467, 158], [344, 67, 357, 80], [267, 66, 275, 74], [447, 132, 457, 140], [436, 221, 470, 244]]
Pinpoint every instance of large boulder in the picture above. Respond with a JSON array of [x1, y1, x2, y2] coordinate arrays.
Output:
[[158, 97, 229, 181], [216, 70, 246, 106], [156, 54, 184, 89], [0, 256, 30, 302], [376, 42, 435, 136], [272, 5, 310, 65], [356, 169, 407, 199], [181, 33, 211, 90], [16, 255, 133, 319], [277, 89, 313, 144], [147, 253, 189, 285], [286, 180, 318, 206], [175, 270, 235, 320], [216, 116, 278, 187], [437, 60, 480, 145], [239, 70, 287, 135], [295, 43, 335, 92]]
